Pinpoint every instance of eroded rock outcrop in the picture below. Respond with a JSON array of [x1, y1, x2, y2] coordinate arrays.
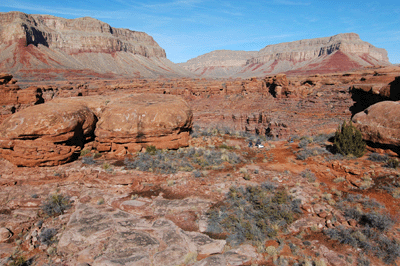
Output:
[[93, 94, 193, 155], [0, 73, 42, 106], [0, 101, 96, 166], [0, 93, 192, 166], [352, 101, 400, 148]]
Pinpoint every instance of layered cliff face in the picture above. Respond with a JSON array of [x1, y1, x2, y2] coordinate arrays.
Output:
[[181, 50, 258, 77], [179, 33, 390, 78], [0, 11, 191, 80]]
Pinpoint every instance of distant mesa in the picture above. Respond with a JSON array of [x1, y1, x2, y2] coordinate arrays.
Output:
[[179, 33, 391, 78], [0, 11, 191, 81]]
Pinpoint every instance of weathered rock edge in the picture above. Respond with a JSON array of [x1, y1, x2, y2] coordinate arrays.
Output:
[[352, 101, 400, 148], [0, 93, 193, 167]]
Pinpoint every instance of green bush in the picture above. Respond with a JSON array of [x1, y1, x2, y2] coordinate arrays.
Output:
[[334, 120, 366, 158], [145, 145, 158, 155]]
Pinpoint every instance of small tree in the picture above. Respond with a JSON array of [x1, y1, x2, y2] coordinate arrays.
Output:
[[334, 120, 366, 158]]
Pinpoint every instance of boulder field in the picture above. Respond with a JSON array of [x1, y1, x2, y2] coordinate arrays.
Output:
[[0, 94, 192, 167]]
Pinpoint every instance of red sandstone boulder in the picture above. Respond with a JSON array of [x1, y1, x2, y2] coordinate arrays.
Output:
[[352, 101, 400, 146], [0, 93, 193, 165], [0, 102, 96, 166], [94, 93, 193, 155]]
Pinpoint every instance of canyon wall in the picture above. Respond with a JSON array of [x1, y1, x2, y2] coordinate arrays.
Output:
[[179, 33, 390, 78], [0, 11, 191, 80]]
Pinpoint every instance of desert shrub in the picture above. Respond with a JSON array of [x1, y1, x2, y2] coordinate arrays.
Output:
[[368, 153, 399, 168], [298, 137, 312, 148], [219, 143, 235, 150], [125, 147, 242, 174], [385, 158, 399, 169], [8, 255, 28, 266], [145, 145, 158, 155], [206, 183, 301, 246], [82, 156, 96, 165], [296, 147, 328, 160], [338, 194, 384, 213], [325, 226, 400, 265], [339, 207, 392, 232], [41, 193, 71, 217], [357, 254, 371, 266], [39, 228, 57, 245], [192, 170, 203, 178], [313, 133, 335, 144], [368, 153, 389, 162], [334, 120, 366, 158], [102, 162, 111, 170], [80, 149, 91, 156], [360, 212, 394, 232], [300, 169, 316, 182]]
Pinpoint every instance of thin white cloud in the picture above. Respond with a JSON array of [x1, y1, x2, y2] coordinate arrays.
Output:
[[0, 1, 123, 19]]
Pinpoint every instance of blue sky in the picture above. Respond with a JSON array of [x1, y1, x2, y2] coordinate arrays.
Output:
[[1, 0, 399, 64]]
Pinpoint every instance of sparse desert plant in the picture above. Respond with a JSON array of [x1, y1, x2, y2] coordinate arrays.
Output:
[[265, 245, 278, 256], [313, 133, 334, 144], [357, 255, 371, 266], [80, 149, 91, 156], [192, 170, 203, 178], [102, 162, 111, 170], [298, 137, 312, 148], [296, 147, 328, 160], [206, 183, 301, 246], [334, 120, 366, 158], [124, 146, 242, 174], [327, 195, 397, 264], [300, 169, 316, 182], [145, 145, 158, 155], [82, 156, 96, 165], [333, 176, 346, 183], [325, 225, 400, 265], [39, 228, 57, 245], [385, 158, 399, 169], [41, 193, 71, 217], [368, 153, 389, 162], [8, 254, 27, 266], [219, 143, 235, 150]]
